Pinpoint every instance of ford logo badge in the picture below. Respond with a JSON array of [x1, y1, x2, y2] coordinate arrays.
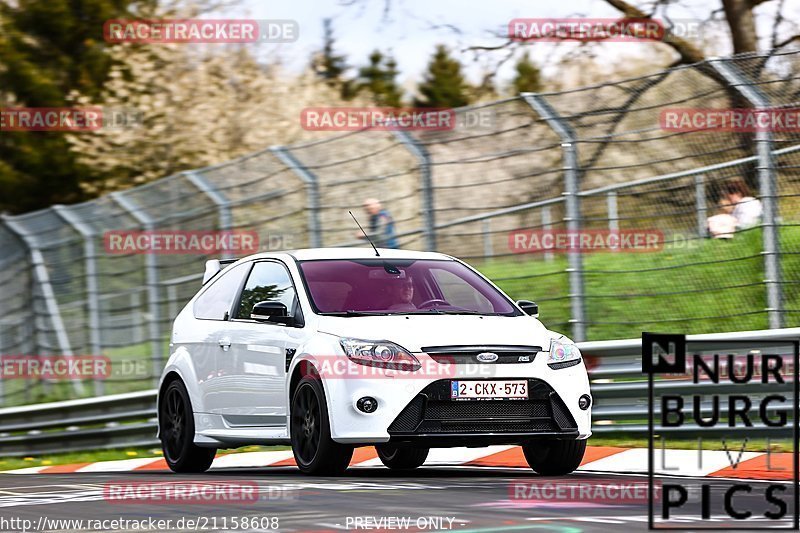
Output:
[[476, 352, 499, 363]]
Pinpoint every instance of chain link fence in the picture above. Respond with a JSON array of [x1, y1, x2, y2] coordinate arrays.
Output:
[[1, 49, 798, 405]]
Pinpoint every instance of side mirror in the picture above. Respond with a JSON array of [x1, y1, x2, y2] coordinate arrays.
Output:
[[252, 301, 294, 326], [516, 300, 539, 318]]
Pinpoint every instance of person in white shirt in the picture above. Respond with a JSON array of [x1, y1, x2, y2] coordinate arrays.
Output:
[[708, 178, 762, 238]]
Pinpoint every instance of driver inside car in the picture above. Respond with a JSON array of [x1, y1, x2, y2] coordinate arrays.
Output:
[[386, 276, 416, 311]]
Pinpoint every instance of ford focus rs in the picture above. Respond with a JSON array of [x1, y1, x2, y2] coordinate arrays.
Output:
[[157, 248, 592, 475]]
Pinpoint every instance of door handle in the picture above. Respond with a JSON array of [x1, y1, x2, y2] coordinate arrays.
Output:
[[218, 338, 231, 351]]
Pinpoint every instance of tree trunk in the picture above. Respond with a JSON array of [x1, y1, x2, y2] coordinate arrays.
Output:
[[722, 0, 759, 54]]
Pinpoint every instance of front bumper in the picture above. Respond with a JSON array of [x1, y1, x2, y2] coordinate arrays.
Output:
[[320, 351, 592, 444], [385, 379, 579, 446]]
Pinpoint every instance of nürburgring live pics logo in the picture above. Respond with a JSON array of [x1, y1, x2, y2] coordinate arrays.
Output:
[[643, 332, 799, 529]]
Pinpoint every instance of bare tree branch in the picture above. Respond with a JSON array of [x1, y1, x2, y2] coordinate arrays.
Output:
[[776, 34, 800, 49], [770, 0, 785, 49], [603, 0, 706, 64]]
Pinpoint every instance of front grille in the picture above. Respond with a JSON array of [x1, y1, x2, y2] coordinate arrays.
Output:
[[548, 360, 581, 370], [426, 400, 549, 419], [430, 421, 554, 433], [423, 345, 541, 365], [387, 379, 577, 436]]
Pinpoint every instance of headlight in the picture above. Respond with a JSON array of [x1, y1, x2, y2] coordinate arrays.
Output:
[[340, 338, 421, 371], [547, 339, 582, 369]]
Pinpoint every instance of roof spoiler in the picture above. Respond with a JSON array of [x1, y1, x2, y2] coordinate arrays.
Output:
[[202, 258, 237, 285]]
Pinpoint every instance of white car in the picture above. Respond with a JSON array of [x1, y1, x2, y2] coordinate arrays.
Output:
[[157, 248, 592, 475]]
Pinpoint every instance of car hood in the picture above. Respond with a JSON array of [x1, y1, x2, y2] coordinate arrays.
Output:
[[315, 314, 553, 353]]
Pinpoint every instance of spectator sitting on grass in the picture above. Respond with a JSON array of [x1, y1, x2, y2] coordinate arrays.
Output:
[[707, 179, 763, 238], [722, 178, 762, 229]]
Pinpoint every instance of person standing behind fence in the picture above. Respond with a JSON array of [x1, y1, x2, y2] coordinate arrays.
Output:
[[358, 198, 399, 249]]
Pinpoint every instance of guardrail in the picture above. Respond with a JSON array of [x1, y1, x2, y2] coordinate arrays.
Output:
[[1, 327, 798, 457], [0, 390, 158, 456]]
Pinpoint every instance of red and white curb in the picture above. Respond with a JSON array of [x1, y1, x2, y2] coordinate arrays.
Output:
[[2, 446, 792, 480]]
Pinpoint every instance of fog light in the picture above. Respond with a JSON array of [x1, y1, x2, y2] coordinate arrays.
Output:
[[356, 396, 378, 413], [578, 394, 591, 410]]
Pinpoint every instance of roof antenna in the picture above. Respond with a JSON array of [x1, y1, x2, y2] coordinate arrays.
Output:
[[349, 210, 380, 257]]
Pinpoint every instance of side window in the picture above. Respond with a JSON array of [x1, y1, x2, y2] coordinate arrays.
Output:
[[430, 268, 493, 313], [236, 261, 297, 319], [193, 263, 251, 320]]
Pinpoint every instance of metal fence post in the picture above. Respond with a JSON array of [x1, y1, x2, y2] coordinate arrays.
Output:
[[132, 291, 143, 344], [52, 205, 104, 396], [607, 192, 620, 252], [270, 146, 323, 248], [542, 206, 553, 263], [392, 130, 437, 252], [711, 59, 782, 329], [110, 192, 163, 385], [0, 215, 85, 396], [482, 219, 493, 258], [184, 171, 234, 259], [695, 174, 708, 238], [523, 94, 587, 341], [167, 285, 178, 327], [607, 192, 619, 231]]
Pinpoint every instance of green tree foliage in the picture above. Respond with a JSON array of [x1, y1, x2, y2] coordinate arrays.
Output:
[[238, 285, 287, 319], [356, 50, 403, 107], [313, 18, 356, 100], [414, 44, 471, 108], [511, 52, 542, 94], [0, 0, 149, 214]]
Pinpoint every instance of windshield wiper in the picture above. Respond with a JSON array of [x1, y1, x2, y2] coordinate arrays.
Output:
[[328, 309, 491, 317], [327, 310, 392, 317], [398, 308, 484, 315]]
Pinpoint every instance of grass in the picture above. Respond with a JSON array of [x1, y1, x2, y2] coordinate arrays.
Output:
[[478, 225, 800, 340], [0, 447, 165, 471]]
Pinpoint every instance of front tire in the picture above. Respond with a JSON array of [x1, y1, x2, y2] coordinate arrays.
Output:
[[159, 379, 216, 473], [522, 439, 586, 475], [376, 444, 429, 470], [290, 376, 353, 475]]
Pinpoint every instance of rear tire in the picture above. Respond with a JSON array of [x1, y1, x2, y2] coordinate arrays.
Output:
[[522, 439, 586, 475], [290, 376, 354, 475], [376, 444, 429, 470], [159, 379, 216, 473]]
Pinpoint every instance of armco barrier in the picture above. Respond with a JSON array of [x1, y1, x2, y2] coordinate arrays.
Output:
[[1, 327, 798, 457]]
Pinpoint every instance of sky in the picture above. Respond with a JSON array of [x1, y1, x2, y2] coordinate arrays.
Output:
[[227, 0, 799, 87]]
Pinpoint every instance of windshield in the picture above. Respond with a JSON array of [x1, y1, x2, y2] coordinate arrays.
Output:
[[298, 259, 520, 316]]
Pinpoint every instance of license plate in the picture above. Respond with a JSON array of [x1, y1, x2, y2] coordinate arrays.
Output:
[[450, 380, 528, 400]]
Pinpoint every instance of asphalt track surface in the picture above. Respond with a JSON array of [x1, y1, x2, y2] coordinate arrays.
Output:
[[0, 466, 796, 532]]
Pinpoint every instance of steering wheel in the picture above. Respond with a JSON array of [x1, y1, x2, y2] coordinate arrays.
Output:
[[419, 298, 449, 308]]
